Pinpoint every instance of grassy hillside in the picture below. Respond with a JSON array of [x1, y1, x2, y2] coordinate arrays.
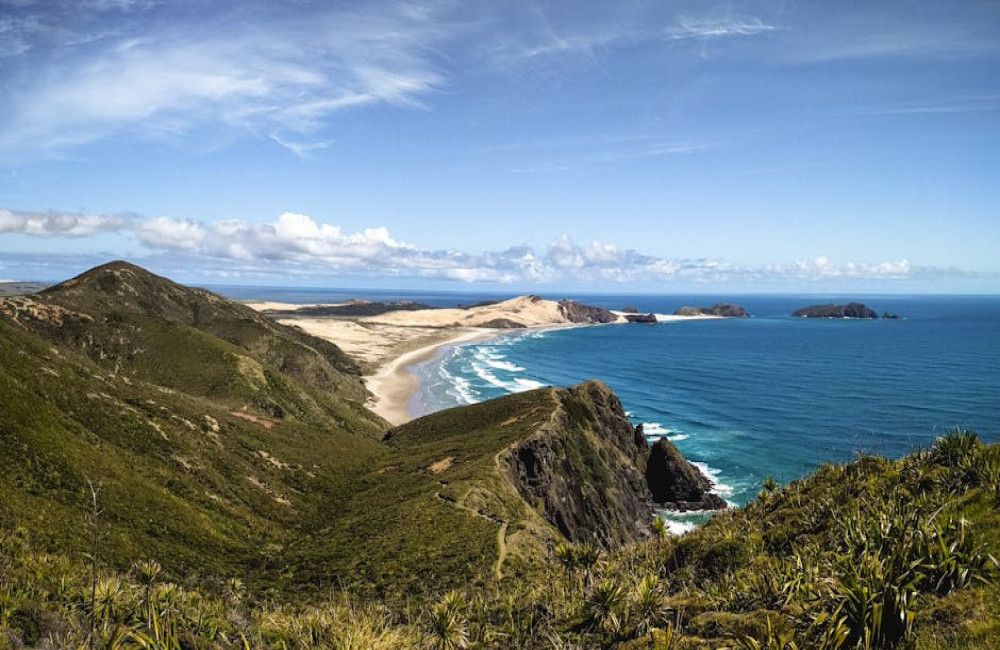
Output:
[[0, 262, 658, 602], [0, 433, 995, 648], [0, 315, 388, 584], [0, 262, 996, 647]]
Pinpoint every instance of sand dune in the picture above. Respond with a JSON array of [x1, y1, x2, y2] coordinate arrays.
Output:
[[250, 295, 713, 425], [365, 295, 624, 328]]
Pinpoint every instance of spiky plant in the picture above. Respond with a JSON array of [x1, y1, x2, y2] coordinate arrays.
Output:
[[426, 591, 469, 650], [651, 517, 668, 544], [586, 577, 626, 641], [630, 574, 665, 649]]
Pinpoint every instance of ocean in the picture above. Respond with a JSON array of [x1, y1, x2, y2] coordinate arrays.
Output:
[[406, 294, 1000, 522], [214, 286, 1000, 527]]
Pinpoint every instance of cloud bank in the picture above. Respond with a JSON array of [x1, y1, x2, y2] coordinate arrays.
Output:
[[0, 208, 131, 237], [0, 208, 937, 286]]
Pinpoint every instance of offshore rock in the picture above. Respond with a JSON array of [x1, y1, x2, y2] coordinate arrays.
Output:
[[792, 302, 878, 319], [645, 438, 727, 512], [674, 304, 748, 318]]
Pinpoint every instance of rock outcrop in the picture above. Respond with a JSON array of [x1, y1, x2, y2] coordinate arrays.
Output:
[[645, 437, 727, 511], [558, 300, 621, 324], [674, 304, 748, 318], [624, 313, 657, 323], [792, 302, 878, 319], [505, 381, 654, 548], [503, 381, 727, 548]]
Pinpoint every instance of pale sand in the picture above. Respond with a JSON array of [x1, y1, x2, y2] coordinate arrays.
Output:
[[365, 295, 627, 328], [264, 295, 719, 427], [243, 300, 349, 312], [364, 328, 500, 426]]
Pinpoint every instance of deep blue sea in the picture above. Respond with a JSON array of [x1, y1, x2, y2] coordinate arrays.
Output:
[[213, 287, 1000, 526]]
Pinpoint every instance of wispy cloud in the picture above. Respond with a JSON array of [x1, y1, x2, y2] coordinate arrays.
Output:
[[830, 96, 1000, 117], [667, 17, 775, 40], [479, 5, 777, 68], [0, 1, 453, 159]]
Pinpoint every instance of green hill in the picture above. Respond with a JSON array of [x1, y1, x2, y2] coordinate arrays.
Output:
[[0, 262, 660, 599], [0, 261, 996, 648]]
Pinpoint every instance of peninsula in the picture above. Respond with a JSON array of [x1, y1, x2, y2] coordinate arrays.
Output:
[[250, 294, 715, 424]]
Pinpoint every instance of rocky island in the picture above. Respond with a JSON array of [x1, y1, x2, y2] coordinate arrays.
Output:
[[792, 302, 879, 319], [674, 303, 749, 317]]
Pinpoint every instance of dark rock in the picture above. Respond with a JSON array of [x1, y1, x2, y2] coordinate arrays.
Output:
[[622, 305, 641, 314], [674, 304, 748, 318], [624, 313, 657, 324], [882, 312, 899, 319], [557, 300, 620, 324], [505, 381, 654, 549], [792, 302, 878, 319], [645, 438, 727, 512]]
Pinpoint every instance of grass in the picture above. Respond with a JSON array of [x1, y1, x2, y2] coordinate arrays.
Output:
[[0, 431, 997, 648], [1, 262, 997, 647]]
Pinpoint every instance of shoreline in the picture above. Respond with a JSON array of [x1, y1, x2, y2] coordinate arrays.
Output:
[[365, 328, 503, 426]]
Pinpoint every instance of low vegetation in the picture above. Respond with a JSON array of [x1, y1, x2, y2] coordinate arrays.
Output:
[[1, 432, 996, 648], [1, 263, 996, 647]]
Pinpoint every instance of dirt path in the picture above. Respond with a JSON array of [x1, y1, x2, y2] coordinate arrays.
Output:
[[436, 491, 509, 579], [493, 522, 508, 579]]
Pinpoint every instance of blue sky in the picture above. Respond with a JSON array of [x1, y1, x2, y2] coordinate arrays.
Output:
[[0, 0, 997, 292]]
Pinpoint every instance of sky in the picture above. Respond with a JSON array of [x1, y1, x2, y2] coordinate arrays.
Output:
[[0, 0, 997, 293]]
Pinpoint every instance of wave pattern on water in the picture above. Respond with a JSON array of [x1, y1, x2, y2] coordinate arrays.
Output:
[[410, 295, 1000, 507]]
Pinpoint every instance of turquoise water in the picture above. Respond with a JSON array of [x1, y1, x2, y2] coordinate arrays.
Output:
[[409, 295, 1000, 507]]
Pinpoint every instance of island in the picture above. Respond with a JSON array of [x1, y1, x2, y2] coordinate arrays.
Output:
[[674, 303, 749, 318], [792, 302, 878, 319]]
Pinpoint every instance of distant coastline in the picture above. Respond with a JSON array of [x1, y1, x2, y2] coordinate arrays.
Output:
[[246, 295, 723, 425]]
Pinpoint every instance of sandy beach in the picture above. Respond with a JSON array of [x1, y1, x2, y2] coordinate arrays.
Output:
[[363, 328, 500, 425], [247, 296, 719, 427]]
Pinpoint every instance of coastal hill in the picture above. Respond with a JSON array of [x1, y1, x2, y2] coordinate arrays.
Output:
[[0, 262, 996, 647], [364, 294, 623, 328], [0, 261, 718, 594]]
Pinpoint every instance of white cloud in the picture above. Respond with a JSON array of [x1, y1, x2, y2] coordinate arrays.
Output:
[[135, 217, 206, 250], [0, 1, 451, 159], [0, 208, 131, 237], [0, 207, 935, 285]]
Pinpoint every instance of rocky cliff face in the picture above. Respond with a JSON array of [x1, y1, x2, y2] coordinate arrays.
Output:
[[792, 302, 878, 319], [557, 300, 621, 324], [505, 381, 654, 549], [645, 437, 727, 511]]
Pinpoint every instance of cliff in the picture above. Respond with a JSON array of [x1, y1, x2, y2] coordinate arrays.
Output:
[[504, 381, 655, 548], [792, 302, 878, 319], [557, 300, 621, 324]]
